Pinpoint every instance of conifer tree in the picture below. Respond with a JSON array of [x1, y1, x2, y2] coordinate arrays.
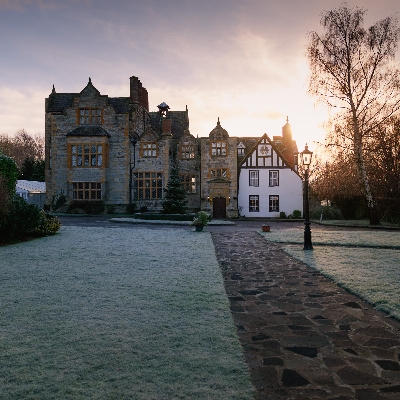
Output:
[[162, 164, 187, 214]]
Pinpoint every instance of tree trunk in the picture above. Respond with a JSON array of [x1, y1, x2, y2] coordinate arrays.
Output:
[[353, 138, 380, 225]]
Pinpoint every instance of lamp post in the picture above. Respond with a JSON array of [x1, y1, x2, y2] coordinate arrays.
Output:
[[129, 135, 138, 204], [300, 144, 313, 250]]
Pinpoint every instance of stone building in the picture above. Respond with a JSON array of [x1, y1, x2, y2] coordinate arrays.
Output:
[[45, 75, 300, 218]]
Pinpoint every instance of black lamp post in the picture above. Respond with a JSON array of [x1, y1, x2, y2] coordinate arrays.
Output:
[[300, 144, 313, 250], [129, 135, 138, 204]]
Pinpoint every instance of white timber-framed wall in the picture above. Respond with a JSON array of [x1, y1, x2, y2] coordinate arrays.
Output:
[[238, 134, 303, 218]]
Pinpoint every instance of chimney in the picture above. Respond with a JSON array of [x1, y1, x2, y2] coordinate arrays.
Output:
[[130, 76, 140, 103], [162, 118, 172, 136], [140, 87, 149, 111]]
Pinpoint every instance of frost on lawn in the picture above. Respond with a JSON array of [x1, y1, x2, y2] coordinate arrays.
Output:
[[261, 229, 400, 248], [0, 226, 254, 399], [282, 245, 400, 320]]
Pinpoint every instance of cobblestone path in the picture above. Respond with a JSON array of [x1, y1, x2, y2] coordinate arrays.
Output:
[[212, 231, 400, 400]]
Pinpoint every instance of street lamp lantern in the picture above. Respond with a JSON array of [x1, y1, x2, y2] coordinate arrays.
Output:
[[300, 144, 313, 250], [300, 144, 313, 165]]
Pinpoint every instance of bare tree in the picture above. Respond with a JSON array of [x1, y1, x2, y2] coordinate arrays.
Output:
[[0, 130, 44, 170], [307, 4, 400, 224]]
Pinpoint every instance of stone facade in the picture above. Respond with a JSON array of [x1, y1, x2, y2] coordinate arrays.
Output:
[[45, 76, 299, 218]]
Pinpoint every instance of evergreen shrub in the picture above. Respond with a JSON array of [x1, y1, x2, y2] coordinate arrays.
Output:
[[34, 210, 62, 236], [292, 210, 302, 218], [0, 195, 41, 243]]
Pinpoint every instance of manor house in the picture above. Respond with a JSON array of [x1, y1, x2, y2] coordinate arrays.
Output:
[[45, 76, 302, 218]]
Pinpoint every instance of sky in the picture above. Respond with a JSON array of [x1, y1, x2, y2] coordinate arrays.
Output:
[[0, 0, 399, 150]]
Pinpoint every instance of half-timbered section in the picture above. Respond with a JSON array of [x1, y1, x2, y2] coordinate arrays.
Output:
[[238, 133, 302, 218]]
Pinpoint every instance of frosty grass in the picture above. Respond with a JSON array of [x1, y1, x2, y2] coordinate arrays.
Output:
[[0, 226, 254, 399], [261, 228, 400, 319]]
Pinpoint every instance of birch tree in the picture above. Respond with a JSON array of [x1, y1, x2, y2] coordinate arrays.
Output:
[[307, 4, 400, 224]]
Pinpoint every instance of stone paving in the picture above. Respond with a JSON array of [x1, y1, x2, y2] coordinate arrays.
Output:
[[211, 231, 400, 400]]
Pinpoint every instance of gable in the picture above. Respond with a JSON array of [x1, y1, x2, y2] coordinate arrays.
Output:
[[240, 135, 291, 169]]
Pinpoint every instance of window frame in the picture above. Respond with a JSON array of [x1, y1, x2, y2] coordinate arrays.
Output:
[[78, 108, 103, 125], [210, 168, 229, 179], [249, 195, 259, 212], [249, 170, 259, 187], [269, 170, 279, 187], [269, 195, 279, 212], [140, 142, 158, 158], [180, 173, 197, 194], [180, 145, 195, 160], [132, 172, 163, 199], [72, 182, 102, 200], [210, 141, 228, 156], [70, 143, 103, 168]]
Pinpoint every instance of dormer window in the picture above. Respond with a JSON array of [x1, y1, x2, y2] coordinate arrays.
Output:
[[211, 141, 227, 156], [237, 141, 246, 156], [79, 108, 102, 125]]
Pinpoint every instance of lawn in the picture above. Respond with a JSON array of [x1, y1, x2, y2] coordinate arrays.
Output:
[[0, 226, 254, 399], [260, 228, 400, 319]]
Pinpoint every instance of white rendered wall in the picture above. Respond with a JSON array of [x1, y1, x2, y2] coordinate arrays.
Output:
[[238, 168, 303, 218]]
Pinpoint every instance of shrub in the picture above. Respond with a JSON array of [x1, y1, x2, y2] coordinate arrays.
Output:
[[310, 205, 344, 220], [191, 211, 209, 227], [0, 195, 42, 243], [126, 202, 136, 214], [133, 213, 195, 221], [292, 209, 302, 219], [0, 153, 18, 194], [52, 191, 67, 211], [280, 211, 287, 219], [34, 210, 61, 236], [106, 205, 116, 214]]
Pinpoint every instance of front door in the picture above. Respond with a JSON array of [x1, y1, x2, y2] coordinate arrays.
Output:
[[213, 197, 226, 218]]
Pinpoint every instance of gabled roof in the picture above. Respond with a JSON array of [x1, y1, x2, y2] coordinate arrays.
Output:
[[46, 93, 77, 113], [108, 97, 130, 113], [239, 133, 299, 174], [66, 126, 111, 137]]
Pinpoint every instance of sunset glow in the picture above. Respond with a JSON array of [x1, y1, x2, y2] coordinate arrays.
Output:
[[0, 0, 398, 151]]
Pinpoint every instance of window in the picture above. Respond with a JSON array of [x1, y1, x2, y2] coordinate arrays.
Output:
[[211, 141, 227, 156], [72, 182, 102, 200], [180, 174, 197, 193], [210, 168, 228, 178], [141, 142, 157, 157], [180, 145, 195, 159], [249, 170, 259, 186], [79, 108, 102, 124], [269, 170, 279, 186], [249, 195, 259, 212], [269, 195, 279, 212], [237, 147, 245, 155], [71, 144, 103, 167], [133, 172, 162, 199]]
